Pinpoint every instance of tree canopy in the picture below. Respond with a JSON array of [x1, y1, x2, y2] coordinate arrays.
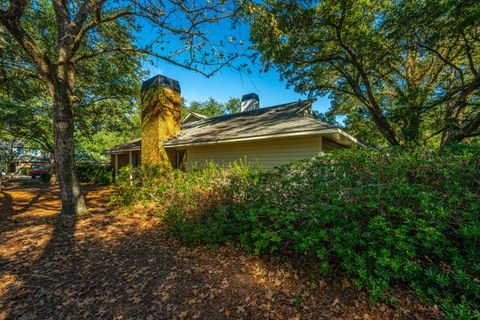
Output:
[[0, 0, 244, 214], [248, 0, 480, 148], [182, 97, 241, 119], [0, 0, 143, 165]]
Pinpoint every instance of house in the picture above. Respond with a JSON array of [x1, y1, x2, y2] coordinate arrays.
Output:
[[105, 75, 363, 175], [0, 141, 50, 174]]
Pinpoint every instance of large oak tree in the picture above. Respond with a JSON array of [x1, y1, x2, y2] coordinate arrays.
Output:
[[1, 30, 142, 182], [247, 0, 479, 148], [0, 0, 243, 215]]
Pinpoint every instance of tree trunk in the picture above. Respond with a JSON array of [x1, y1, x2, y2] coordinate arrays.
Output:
[[49, 154, 58, 185], [49, 81, 86, 215], [0, 161, 3, 192], [370, 110, 401, 146], [0, 3, 87, 214]]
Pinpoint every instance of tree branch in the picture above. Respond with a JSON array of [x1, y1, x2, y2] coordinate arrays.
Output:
[[72, 0, 102, 36], [332, 21, 400, 145], [0, 1, 52, 79], [52, 0, 71, 39], [71, 9, 134, 56], [461, 30, 478, 77], [419, 42, 465, 86], [73, 47, 241, 77]]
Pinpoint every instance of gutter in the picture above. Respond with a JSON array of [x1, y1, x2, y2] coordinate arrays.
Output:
[[103, 147, 140, 155], [163, 128, 366, 148]]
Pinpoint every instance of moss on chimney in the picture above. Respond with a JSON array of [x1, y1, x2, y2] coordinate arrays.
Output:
[[140, 75, 181, 170]]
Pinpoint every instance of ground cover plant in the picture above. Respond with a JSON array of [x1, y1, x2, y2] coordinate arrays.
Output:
[[0, 181, 442, 319], [77, 163, 112, 185], [115, 144, 480, 318]]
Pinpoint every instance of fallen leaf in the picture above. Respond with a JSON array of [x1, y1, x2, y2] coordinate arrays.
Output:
[[224, 308, 231, 318], [332, 298, 340, 306], [236, 305, 246, 314], [266, 289, 274, 300]]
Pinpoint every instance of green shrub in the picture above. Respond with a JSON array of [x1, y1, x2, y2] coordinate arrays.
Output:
[[77, 163, 112, 185], [114, 162, 257, 242], [115, 144, 480, 318], [40, 171, 51, 183]]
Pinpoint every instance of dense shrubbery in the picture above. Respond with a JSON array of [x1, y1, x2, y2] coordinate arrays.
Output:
[[114, 162, 256, 243], [39, 171, 51, 183], [115, 145, 480, 318], [77, 163, 112, 185]]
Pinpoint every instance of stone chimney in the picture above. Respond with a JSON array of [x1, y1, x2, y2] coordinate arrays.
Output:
[[241, 93, 259, 112], [140, 75, 181, 169]]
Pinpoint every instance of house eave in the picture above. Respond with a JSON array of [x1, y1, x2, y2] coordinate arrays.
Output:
[[104, 147, 140, 155], [164, 128, 364, 148]]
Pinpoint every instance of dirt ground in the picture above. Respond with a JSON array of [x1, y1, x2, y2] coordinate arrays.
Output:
[[0, 181, 442, 320]]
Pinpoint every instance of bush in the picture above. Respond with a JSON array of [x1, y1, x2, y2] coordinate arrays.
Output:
[[40, 171, 51, 183], [115, 144, 480, 318], [113, 162, 256, 243], [77, 163, 112, 185]]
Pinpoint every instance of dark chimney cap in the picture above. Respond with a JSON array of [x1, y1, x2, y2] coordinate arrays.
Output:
[[241, 93, 259, 101], [142, 74, 181, 93]]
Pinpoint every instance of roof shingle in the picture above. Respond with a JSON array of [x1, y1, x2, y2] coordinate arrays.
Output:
[[105, 100, 355, 154], [163, 100, 336, 147], [105, 138, 141, 154]]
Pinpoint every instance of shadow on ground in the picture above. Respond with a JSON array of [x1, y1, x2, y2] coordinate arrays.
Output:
[[0, 182, 442, 319]]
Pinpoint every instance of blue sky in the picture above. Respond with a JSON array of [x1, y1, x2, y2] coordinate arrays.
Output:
[[142, 62, 332, 113], [137, 9, 332, 114]]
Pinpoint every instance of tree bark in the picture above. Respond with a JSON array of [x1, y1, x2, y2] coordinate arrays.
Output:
[[48, 79, 86, 215], [0, 162, 3, 192], [440, 101, 463, 146], [49, 154, 58, 185]]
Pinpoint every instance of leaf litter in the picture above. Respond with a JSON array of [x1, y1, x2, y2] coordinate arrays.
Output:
[[0, 181, 443, 319]]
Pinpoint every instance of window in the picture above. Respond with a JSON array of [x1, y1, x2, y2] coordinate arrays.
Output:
[[175, 150, 186, 169], [132, 153, 139, 167]]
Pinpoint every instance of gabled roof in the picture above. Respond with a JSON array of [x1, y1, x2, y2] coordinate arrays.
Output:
[[104, 138, 140, 154], [163, 100, 343, 147], [105, 100, 363, 154], [182, 112, 209, 124]]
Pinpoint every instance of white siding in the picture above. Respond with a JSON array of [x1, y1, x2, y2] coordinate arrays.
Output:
[[185, 136, 324, 169]]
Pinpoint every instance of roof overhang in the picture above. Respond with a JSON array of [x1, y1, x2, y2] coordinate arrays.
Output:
[[104, 147, 140, 155], [164, 128, 365, 149], [104, 138, 141, 155], [322, 129, 366, 147]]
